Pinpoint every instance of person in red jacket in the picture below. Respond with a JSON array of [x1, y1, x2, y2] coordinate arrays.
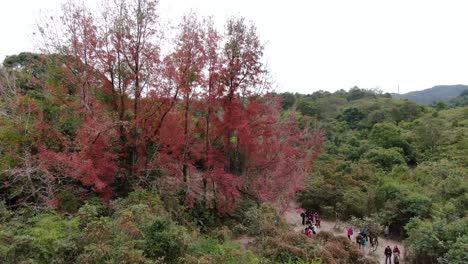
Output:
[[393, 246, 401, 264], [347, 227, 353, 240]]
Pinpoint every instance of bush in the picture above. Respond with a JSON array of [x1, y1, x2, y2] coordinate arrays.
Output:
[[404, 218, 446, 263], [260, 230, 317, 262], [144, 217, 185, 263], [187, 237, 259, 264], [363, 147, 405, 170], [0, 212, 81, 264], [405, 217, 468, 264], [243, 203, 287, 236], [442, 234, 468, 264]]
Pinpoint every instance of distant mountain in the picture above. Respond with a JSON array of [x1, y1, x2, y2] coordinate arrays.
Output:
[[391, 85, 468, 104], [447, 89, 468, 108]]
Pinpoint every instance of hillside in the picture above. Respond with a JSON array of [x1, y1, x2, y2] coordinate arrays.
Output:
[[391, 84, 468, 104], [288, 88, 467, 263], [1, 1, 468, 263]]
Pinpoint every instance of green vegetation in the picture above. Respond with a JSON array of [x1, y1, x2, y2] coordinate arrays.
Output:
[[290, 88, 467, 263], [0, 189, 259, 263], [446, 89, 468, 108], [1, 7, 467, 261], [1, 54, 466, 263], [391, 84, 468, 104], [0, 189, 379, 263]]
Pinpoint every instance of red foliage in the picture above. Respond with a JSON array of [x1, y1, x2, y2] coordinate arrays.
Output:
[[26, 1, 325, 211], [38, 115, 119, 201]]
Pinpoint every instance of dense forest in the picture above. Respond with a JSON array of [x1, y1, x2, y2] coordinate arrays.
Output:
[[0, 0, 467, 263], [290, 88, 467, 263]]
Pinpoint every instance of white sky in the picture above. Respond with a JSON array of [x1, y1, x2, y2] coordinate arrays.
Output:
[[1, 0, 468, 94]]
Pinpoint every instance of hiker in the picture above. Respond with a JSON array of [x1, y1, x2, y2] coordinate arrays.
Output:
[[362, 229, 369, 243], [370, 235, 376, 248], [316, 217, 321, 228], [311, 224, 318, 235], [305, 226, 312, 237], [393, 246, 401, 263], [384, 245, 392, 264], [362, 237, 367, 252], [347, 227, 353, 240], [300, 212, 306, 225], [356, 233, 364, 249], [393, 245, 400, 255], [384, 225, 390, 238]]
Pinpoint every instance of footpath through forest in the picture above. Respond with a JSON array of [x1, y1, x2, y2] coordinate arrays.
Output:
[[283, 202, 405, 264]]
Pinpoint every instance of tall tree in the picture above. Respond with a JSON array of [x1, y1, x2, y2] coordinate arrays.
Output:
[[24, 0, 325, 211]]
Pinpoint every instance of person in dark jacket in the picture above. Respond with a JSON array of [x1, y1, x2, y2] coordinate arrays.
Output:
[[356, 233, 363, 249], [384, 245, 392, 264], [300, 212, 306, 225]]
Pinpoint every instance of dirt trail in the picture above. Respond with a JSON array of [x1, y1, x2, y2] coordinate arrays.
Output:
[[284, 202, 406, 264]]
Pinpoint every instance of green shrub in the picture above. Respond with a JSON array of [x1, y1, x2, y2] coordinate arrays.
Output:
[[342, 189, 369, 218], [363, 147, 405, 170], [442, 234, 468, 264], [243, 203, 287, 236], [144, 217, 185, 263], [0, 212, 81, 264], [260, 230, 317, 262], [189, 237, 260, 263]]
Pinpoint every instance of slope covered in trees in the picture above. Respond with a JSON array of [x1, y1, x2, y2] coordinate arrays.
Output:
[[1, 1, 467, 263], [390, 84, 468, 104], [288, 87, 467, 263], [0, 1, 335, 263], [0, 1, 323, 211]]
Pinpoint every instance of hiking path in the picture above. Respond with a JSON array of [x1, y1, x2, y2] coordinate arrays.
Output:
[[283, 201, 405, 264]]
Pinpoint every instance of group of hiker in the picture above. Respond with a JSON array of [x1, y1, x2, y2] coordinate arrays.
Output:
[[350, 227, 370, 249], [300, 210, 321, 236], [300, 211, 401, 263], [350, 226, 400, 263], [385, 245, 401, 264]]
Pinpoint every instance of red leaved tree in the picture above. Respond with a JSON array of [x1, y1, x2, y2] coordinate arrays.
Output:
[[28, 0, 325, 211], [38, 115, 119, 201]]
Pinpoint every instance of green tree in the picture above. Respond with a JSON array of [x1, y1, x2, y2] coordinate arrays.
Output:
[[412, 117, 445, 154], [369, 123, 409, 150], [281, 92, 296, 110], [296, 99, 320, 117], [144, 218, 185, 263], [442, 235, 468, 264], [338, 107, 365, 129], [363, 147, 405, 170], [405, 218, 444, 263]]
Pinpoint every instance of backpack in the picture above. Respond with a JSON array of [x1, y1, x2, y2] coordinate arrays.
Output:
[[357, 235, 363, 244]]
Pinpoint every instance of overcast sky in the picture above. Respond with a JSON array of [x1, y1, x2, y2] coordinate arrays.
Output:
[[1, 0, 468, 94]]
